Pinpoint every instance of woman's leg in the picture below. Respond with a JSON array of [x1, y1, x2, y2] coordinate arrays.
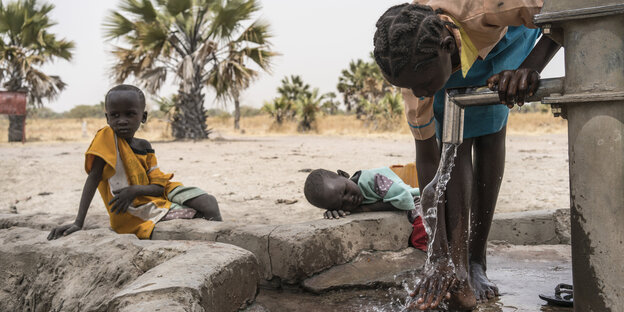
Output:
[[415, 136, 440, 188], [444, 137, 478, 310], [469, 127, 507, 302]]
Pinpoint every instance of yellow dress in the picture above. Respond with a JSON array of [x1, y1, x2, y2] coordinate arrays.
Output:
[[85, 126, 182, 239]]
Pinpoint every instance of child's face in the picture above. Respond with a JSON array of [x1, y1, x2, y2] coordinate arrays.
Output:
[[105, 91, 147, 139], [317, 175, 364, 212]]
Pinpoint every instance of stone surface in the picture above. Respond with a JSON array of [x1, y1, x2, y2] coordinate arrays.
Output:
[[0, 227, 149, 312], [151, 218, 236, 241], [553, 208, 571, 244], [216, 224, 277, 280], [152, 212, 413, 284], [490, 209, 571, 245], [109, 242, 259, 312], [269, 212, 412, 283], [302, 248, 426, 293], [0, 213, 109, 231], [0, 227, 259, 312], [154, 220, 277, 280]]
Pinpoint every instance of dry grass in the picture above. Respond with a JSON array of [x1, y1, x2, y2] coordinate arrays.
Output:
[[0, 111, 566, 143], [507, 111, 568, 135]]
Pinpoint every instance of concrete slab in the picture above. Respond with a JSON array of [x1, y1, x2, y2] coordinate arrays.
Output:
[[110, 242, 259, 312], [302, 248, 426, 293], [269, 212, 412, 283], [0, 213, 109, 230], [151, 218, 236, 241], [490, 209, 571, 245], [216, 224, 277, 280], [0, 227, 259, 312], [152, 212, 413, 284]]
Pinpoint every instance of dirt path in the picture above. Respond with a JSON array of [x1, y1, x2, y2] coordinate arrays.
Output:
[[0, 134, 569, 225]]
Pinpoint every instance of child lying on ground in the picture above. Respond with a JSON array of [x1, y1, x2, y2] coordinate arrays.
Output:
[[48, 85, 222, 240], [304, 167, 427, 250]]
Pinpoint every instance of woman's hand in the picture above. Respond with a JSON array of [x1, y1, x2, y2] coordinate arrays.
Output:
[[487, 68, 540, 108]]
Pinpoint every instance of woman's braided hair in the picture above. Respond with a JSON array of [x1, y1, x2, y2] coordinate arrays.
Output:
[[373, 3, 457, 78]]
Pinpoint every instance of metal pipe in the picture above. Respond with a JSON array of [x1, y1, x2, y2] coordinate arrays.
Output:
[[441, 93, 464, 144], [449, 77, 565, 107], [441, 77, 565, 144]]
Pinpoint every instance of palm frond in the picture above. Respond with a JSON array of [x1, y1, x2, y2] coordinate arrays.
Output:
[[235, 19, 271, 45]]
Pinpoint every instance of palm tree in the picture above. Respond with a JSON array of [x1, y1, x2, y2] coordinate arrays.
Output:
[[261, 96, 289, 125], [320, 92, 340, 115], [0, 0, 74, 141], [277, 75, 310, 120], [336, 53, 392, 119], [104, 0, 275, 139], [207, 12, 275, 130], [296, 88, 322, 132], [336, 59, 365, 113]]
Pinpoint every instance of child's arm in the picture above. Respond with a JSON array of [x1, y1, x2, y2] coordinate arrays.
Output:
[[487, 35, 562, 106], [108, 184, 164, 214], [47, 156, 106, 240], [109, 138, 165, 214], [324, 201, 396, 219]]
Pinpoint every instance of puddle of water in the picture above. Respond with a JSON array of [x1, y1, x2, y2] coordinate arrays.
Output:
[[247, 245, 573, 312], [250, 286, 573, 312]]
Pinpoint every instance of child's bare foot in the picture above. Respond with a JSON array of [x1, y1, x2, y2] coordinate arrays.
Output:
[[470, 262, 499, 303], [409, 260, 457, 310], [447, 277, 478, 311]]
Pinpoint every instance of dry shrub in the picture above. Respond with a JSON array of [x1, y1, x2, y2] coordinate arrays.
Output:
[[0, 117, 171, 143], [507, 112, 567, 135]]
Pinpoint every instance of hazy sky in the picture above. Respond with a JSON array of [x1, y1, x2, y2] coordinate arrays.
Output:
[[37, 0, 565, 112]]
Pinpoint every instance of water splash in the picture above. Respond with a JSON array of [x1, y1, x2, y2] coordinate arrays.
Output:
[[420, 143, 459, 267], [356, 143, 461, 312]]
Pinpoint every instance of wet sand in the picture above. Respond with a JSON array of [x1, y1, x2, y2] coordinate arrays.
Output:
[[0, 134, 569, 225]]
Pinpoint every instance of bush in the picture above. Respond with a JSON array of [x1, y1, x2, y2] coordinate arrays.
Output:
[[30, 107, 61, 119], [205, 108, 231, 118], [239, 105, 264, 117], [63, 104, 105, 119]]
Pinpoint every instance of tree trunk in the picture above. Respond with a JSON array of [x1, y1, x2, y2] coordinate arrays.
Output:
[[8, 115, 25, 142], [172, 77, 209, 139], [234, 98, 240, 130]]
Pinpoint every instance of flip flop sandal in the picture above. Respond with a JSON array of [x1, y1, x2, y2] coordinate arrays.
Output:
[[539, 283, 573, 307]]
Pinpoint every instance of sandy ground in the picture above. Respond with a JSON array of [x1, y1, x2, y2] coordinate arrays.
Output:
[[0, 133, 569, 225]]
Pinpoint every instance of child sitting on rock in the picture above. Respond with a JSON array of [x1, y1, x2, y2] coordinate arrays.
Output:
[[304, 167, 427, 250], [48, 85, 222, 240]]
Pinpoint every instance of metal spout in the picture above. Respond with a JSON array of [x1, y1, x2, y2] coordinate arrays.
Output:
[[442, 92, 464, 144], [441, 77, 565, 144]]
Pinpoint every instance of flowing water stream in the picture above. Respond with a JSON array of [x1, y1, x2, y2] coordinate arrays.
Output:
[[420, 142, 460, 267]]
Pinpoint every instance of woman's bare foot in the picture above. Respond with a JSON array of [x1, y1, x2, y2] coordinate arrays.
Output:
[[409, 259, 458, 310], [470, 262, 499, 303], [447, 277, 478, 311]]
